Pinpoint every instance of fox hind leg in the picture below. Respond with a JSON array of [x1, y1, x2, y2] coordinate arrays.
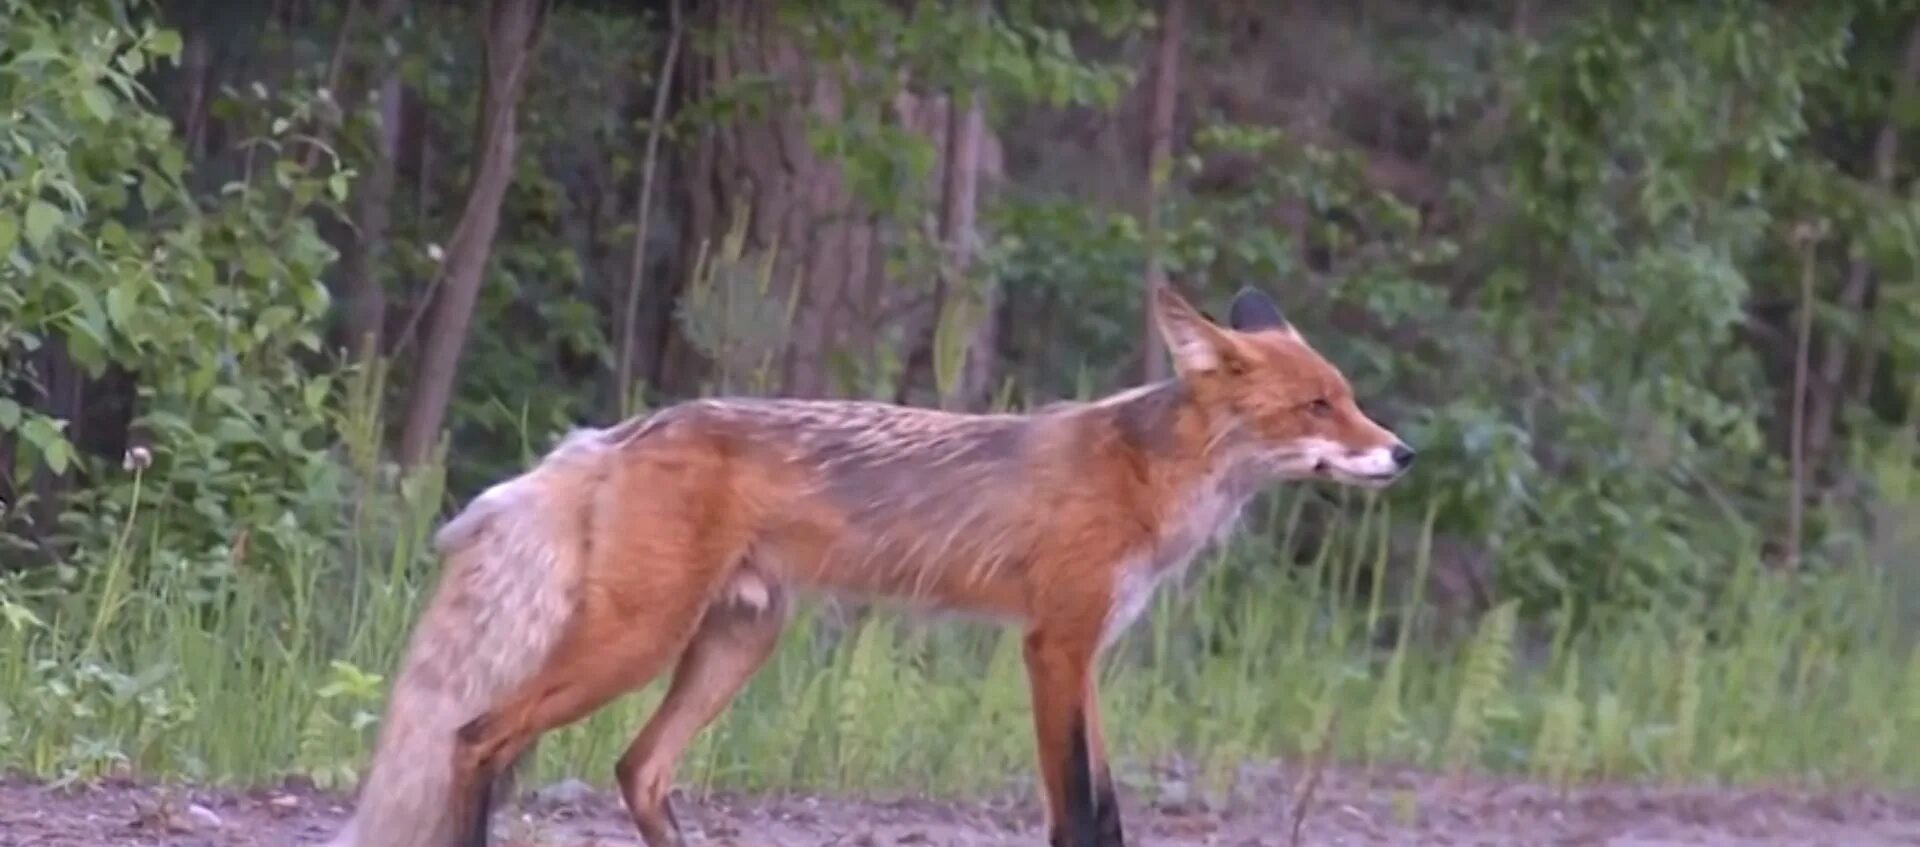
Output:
[[617, 567, 790, 846], [448, 555, 733, 846]]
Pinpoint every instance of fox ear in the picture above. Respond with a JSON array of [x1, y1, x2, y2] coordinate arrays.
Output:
[[1227, 286, 1291, 334], [1153, 285, 1235, 376]]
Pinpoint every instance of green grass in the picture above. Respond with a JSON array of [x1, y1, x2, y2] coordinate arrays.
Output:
[[3, 375, 1919, 804]]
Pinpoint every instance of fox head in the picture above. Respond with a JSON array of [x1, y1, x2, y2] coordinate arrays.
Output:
[[1153, 285, 1414, 488]]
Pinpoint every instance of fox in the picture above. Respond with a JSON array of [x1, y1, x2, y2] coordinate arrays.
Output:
[[323, 284, 1414, 847]]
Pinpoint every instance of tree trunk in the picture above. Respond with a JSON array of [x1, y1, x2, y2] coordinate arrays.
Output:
[[666, 1, 1005, 402], [1785, 223, 1823, 571], [1803, 21, 1920, 479], [668, 0, 887, 398], [932, 0, 992, 410], [341, 0, 408, 359], [397, 0, 550, 467], [179, 16, 213, 162], [1140, 0, 1186, 383]]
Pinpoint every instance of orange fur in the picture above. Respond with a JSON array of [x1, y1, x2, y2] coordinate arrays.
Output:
[[326, 285, 1414, 847]]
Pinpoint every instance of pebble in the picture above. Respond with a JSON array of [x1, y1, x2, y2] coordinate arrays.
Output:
[[186, 803, 223, 829]]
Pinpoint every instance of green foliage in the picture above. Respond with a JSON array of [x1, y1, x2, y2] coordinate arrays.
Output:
[[1, 0, 345, 588], [1457, 0, 1856, 612]]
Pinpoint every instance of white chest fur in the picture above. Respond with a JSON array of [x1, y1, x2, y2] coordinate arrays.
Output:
[[1099, 469, 1261, 648]]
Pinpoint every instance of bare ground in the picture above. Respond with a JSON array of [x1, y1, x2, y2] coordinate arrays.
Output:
[[4, 764, 1919, 847]]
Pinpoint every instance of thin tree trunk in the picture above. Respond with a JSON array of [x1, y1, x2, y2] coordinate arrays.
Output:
[[180, 19, 213, 162], [1785, 223, 1822, 571], [937, 2, 989, 410], [398, 0, 550, 467], [617, 0, 684, 416], [15, 342, 89, 564], [1804, 21, 1920, 477], [342, 0, 408, 359], [1140, 0, 1185, 383]]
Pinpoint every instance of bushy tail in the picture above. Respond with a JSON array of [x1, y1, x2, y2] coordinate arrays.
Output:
[[325, 428, 615, 847]]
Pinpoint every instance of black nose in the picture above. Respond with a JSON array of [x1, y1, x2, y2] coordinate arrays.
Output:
[[1391, 443, 1416, 468]]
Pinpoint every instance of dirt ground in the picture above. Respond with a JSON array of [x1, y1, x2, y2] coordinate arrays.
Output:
[[4, 764, 1919, 847]]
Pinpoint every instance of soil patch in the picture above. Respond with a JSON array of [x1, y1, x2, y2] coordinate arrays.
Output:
[[4, 765, 1918, 846]]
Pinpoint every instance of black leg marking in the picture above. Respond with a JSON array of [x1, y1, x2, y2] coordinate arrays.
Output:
[[464, 767, 494, 847], [455, 714, 496, 847], [1093, 757, 1124, 846], [1059, 711, 1093, 847], [1056, 711, 1125, 847]]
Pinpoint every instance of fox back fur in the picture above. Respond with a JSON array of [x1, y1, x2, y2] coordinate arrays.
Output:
[[326, 285, 1415, 847]]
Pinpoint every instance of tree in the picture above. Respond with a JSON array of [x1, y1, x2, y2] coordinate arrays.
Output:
[[615, 0, 683, 415], [339, 0, 411, 359], [933, 0, 993, 410], [1140, 0, 1185, 383], [398, 0, 550, 467], [1803, 21, 1920, 484], [666, 0, 866, 398]]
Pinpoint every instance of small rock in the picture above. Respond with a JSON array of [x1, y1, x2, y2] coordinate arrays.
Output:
[[1155, 779, 1206, 816], [187, 803, 224, 829], [532, 778, 597, 808]]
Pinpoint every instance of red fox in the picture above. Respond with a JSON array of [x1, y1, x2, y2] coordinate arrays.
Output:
[[324, 285, 1413, 847]]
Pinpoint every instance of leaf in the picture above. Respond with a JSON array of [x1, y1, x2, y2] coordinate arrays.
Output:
[[80, 86, 114, 122], [0, 214, 15, 256], [21, 417, 71, 475], [106, 283, 139, 330], [0, 601, 45, 633], [241, 245, 275, 280], [42, 438, 72, 476], [148, 28, 183, 59], [24, 201, 60, 249], [0, 398, 19, 430]]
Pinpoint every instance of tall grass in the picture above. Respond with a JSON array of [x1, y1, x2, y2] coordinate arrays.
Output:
[[3, 362, 1918, 803]]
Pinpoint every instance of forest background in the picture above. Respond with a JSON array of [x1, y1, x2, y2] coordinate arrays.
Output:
[[3, 0, 1920, 803]]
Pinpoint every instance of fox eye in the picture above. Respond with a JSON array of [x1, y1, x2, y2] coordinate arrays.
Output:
[[1308, 398, 1333, 417]]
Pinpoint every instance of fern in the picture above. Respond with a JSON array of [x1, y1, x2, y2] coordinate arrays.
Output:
[[1441, 600, 1517, 773], [1363, 651, 1408, 765], [1663, 626, 1703, 779], [1590, 691, 1631, 780], [1530, 653, 1584, 790], [834, 615, 894, 785], [1905, 650, 1920, 751]]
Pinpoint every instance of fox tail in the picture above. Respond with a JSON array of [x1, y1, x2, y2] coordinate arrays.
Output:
[[324, 428, 613, 847]]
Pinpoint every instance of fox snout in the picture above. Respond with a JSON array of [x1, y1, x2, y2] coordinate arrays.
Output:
[[1302, 433, 1415, 488]]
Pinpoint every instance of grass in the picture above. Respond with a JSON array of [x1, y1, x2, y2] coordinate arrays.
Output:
[[3, 365, 1919, 807]]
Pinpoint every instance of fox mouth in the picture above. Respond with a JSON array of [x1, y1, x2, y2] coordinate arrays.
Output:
[[1316, 461, 1405, 488], [1345, 470, 1404, 488], [1282, 445, 1408, 488]]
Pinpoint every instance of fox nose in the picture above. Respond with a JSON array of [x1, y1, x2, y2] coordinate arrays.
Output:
[[1390, 443, 1416, 469]]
